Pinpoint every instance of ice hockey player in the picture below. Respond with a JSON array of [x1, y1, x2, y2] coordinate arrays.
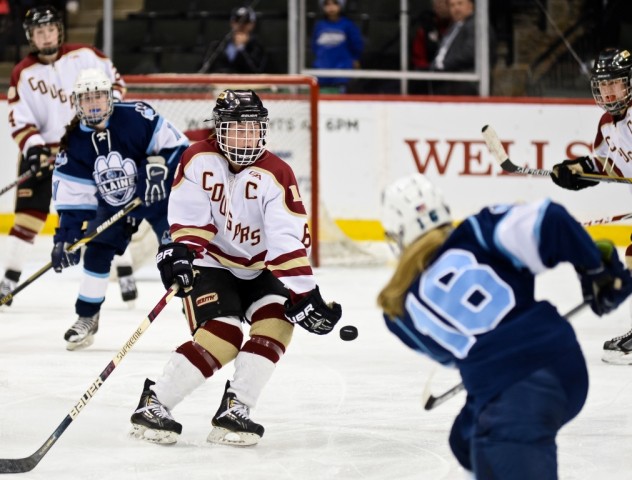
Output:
[[378, 173, 632, 479], [550, 47, 632, 364], [0, 5, 140, 307], [129, 89, 342, 446], [51, 68, 188, 350]]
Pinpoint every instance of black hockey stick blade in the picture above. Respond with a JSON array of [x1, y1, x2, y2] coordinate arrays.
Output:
[[424, 382, 465, 410], [0, 283, 180, 473], [423, 301, 588, 411], [481, 125, 632, 184]]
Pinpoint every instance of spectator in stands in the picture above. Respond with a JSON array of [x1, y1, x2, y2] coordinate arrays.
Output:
[[412, 0, 451, 70], [198, 6, 268, 74], [410, 0, 452, 94], [429, 0, 483, 95], [311, 0, 364, 93]]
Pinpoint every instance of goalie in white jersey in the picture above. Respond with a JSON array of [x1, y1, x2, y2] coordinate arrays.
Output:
[[0, 5, 138, 308], [551, 47, 632, 364], [129, 89, 342, 446]]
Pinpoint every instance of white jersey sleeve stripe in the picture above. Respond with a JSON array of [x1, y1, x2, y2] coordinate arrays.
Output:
[[54, 170, 95, 185], [493, 199, 549, 274], [466, 216, 490, 252]]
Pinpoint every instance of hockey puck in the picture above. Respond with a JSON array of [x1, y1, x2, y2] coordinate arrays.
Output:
[[339, 325, 358, 341]]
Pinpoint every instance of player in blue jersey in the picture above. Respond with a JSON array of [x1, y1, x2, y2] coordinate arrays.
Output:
[[51, 68, 189, 350], [377, 173, 632, 479]]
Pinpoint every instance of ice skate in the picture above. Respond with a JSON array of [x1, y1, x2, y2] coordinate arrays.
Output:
[[64, 313, 99, 351], [130, 379, 182, 444], [0, 270, 20, 307], [117, 265, 137, 307], [602, 328, 632, 365], [207, 381, 264, 447]]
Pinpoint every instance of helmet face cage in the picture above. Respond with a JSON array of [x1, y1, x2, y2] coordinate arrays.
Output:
[[215, 119, 269, 167], [23, 6, 64, 55], [590, 49, 632, 116], [72, 70, 114, 126], [212, 89, 269, 167], [381, 174, 452, 255]]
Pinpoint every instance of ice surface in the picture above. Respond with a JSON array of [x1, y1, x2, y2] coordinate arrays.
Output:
[[0, 237, 631, 479]]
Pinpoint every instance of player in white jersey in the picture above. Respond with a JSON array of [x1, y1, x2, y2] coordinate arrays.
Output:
[[129, 89, 342, 446], [551, 47, 632, 364], [0, 5, 137, 307]]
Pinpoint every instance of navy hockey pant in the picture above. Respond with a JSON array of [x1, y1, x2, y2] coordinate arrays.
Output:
[[450, 358, 588, 480]]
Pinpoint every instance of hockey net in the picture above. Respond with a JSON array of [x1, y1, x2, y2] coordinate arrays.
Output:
[[123, 74, 384, 267]]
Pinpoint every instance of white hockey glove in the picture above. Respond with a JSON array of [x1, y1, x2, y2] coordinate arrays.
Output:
[[144, 163, 169, 205]]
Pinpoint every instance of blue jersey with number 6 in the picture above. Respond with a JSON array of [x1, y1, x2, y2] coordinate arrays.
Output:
[[385, 199, 602, 408]]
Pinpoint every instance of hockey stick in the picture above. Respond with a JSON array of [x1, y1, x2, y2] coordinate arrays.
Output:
[[0, 157, 57, 197], [581, 212, 632, 227], [422, 302, 588, 411], [482, 125, 632, 185], [0, 197, 143, 307], [0, 282, 180, 473], [0, 170, 34, 197]]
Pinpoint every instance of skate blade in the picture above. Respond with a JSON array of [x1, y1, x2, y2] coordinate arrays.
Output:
[[65, 334, 95, 351], [602, 350, 632, 365], [206, 427, 260, 446], [129, 424, 179, 445], [124, 300, 136, 310]]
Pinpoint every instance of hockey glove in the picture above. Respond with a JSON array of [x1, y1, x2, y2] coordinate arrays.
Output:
[[24, 146, 52, 178], [579, 240, 632, 316], [156, 242, 195, 297], [144, 161, 169, 205], [551, 157, 598, 191], [285, 286, 342, 335], [51, 241, 81, 273]]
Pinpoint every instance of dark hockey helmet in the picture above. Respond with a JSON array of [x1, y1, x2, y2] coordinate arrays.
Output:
[[590, 48, 632, 116], [23, 5, 64, 55], [212, 89, 269, 167]]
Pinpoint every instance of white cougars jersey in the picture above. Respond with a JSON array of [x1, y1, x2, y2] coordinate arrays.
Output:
[[590, 108, 632, 177], [169, 137, 316, 296], [7, 44, 125, 155]]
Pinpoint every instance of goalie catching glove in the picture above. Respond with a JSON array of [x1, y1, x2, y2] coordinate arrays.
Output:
[[285, 286, 342, 335], [579, 240, 632, 316], [551, 157, 599, 191], [156, 242, 196, 297]]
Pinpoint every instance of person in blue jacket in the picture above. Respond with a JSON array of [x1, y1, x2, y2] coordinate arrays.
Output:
[[377, 173, 632, 479], [311, 0, 363, 92]]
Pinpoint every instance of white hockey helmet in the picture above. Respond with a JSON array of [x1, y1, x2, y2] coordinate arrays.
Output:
[[381, 173, 452, 253], [72, 68, 114, 126]]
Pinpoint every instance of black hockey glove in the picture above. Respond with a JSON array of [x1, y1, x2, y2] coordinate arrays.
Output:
[[156, 242, 195, 297], [285, 286, 342, 335], [551, 157, 598, 191], [51, 241, 81, 273], [24, 146, 52, 178], [143, 159, 169, 205], [579, 240, 632, 316]]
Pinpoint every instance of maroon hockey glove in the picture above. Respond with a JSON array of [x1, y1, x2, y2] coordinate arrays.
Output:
[[156, 242, 196, 297], [285, 286, 342, 335], [551, 157, 598, 191]]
